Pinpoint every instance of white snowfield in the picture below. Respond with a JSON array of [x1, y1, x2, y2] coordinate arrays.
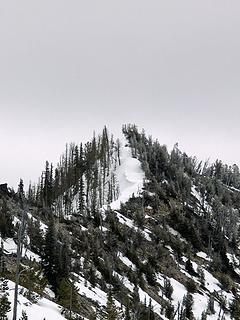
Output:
[[6, 280, 68, 320], [157, 271, 233, 320], [109, 139, 145, 210]]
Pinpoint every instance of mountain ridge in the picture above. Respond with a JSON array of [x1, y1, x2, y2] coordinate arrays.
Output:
[[1, 124, 240, 319]]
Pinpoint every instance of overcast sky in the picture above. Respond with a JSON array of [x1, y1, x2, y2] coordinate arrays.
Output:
[[1, 0, 240, 189]]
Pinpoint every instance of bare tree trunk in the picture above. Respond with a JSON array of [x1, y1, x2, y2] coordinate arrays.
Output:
[[12, 209, 27, 320]]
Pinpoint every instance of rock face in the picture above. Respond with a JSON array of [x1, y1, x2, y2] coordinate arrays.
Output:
[[0, 183, 9, 196]]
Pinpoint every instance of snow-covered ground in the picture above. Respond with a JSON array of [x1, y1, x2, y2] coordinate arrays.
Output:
[[73, 273, 121, 308], [6, 280, 68, 320], [118, 252, 136, 271], [115, 211, 152, 241], [109, 139, 144, 210]]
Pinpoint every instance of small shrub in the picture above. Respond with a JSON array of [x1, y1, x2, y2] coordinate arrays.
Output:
[[185, 279, 197, 294]]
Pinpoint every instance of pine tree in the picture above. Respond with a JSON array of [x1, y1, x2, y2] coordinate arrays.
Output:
[[230, 297, 240, 320], [104, 290, 119, 320], [42, 216, 58, 291], [163, 278, 173, 300], [0, 279, 8, 295], [28, 218, 44, 255], [207, 294, 215, 315], [13, 197, 28, 320], [21, 263, 46, 302], [17, 179, 25, 209], [58, 241, 70, 279], [42, 161, 54, 207], [57, 278, 80, 316], [78, 175, 85, 216], [116, 139, 121, 166], [0, 199, 13, 239], [201, 311, 207, 320], [19, 310, 28, 320], [91, 164, 98, 216], [197, 266, 205, 286], [132, 285, 140, 319], [147, 299, 155, 320], [0, 294, 11, 319], [27, 183, 35, 204], [0, 244, 6, 276], [124, 302, 131, 320], [89, 311, 97, 320], [183, 292, 194, 320], [74, 144, 79, 188], [165, 302, 174, 319]]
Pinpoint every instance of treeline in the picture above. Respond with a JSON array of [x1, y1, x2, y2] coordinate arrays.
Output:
[[123, 124, 240, 278], [123, 123, 240, 211], [122, 123, 198, 200], [123, 124, 240, 187], [27, 127, 121, 217]]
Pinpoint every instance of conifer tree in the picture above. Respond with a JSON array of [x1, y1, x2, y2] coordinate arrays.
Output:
[[19, 310, 28, 320], [183, 292, 194, 320], [78, 175, 85, 216], [0, 279, 8, 295], [165, 302, 174, 319], [74, 144, 79, 188], [0, 242, 6, 276], [163, 278, 173, 300], [91, 164, 98, 217], [124, 302, 131, 320], [13, 181, 28, 320], [132, 285, 140, 320], [89, 311, 97, 320], [104, 290, 119, 320], [17, 178, 25, 207], [230, 297, 240, 320], [116, 139, 121, 166], [58, 241, 70, 279], [207, 294, 215, 315], [0, 279, 10, 320], [201, 311, 207, 320], [0, 199, 13, 239], [28, 219, 44, 255], [42, 216, 58, 291], [57, 278, 79, 317], [42, 161, 54, 207], [53, 168, 60, 198], [0, 294, 11, 319]]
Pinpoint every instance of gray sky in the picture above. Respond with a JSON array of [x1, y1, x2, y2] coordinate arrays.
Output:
[[1, 0, 240, 189]]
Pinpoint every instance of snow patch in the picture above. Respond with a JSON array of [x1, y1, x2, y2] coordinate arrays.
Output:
[[118, 252, 136, 271], [109, 139, 144, 210], [196, 251, 211, 261], [6, 280, 68, 320]]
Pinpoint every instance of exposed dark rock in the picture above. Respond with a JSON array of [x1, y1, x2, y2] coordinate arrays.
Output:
[[0, 183, 10, 196]]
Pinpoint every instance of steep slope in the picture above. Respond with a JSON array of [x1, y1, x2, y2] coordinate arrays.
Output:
[[6, 280, 69, 320], [2, 125, 240, 319], [107, 137, 145, 210]]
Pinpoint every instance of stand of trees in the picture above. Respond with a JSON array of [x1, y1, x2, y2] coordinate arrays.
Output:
[[27, 127, 121, 218]]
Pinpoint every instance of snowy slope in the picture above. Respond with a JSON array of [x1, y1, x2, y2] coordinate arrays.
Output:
[[6, 280, 68, 320], [109, 138, 145, 210]]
